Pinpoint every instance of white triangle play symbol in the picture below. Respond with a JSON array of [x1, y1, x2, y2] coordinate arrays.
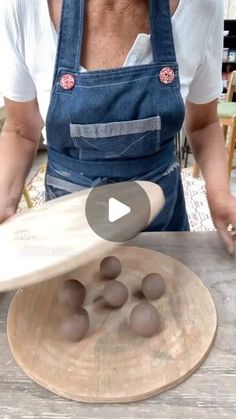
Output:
[[108, 198, 131, 223]]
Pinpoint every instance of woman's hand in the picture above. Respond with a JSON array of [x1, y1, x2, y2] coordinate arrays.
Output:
[[207, 189, 236, 255], [185, 99, 236, 255]]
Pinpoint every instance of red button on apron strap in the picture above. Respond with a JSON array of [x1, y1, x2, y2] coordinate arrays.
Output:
[[159, 67, 175, 84], [60, 74, 75, 90]]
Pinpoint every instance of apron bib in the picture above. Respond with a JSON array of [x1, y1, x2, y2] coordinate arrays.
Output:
[[45, 0, 190, 231]]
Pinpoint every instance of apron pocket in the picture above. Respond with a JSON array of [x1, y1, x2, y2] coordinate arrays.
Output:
[[70, 116, 161, 159]]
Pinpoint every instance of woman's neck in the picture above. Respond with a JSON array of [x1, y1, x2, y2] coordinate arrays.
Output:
[[87, 0, 180, 16], [86, 0, 149, 34], [93, 0, 146, 12], [48, 0, 180, 35], [87, 0, 148, 25]]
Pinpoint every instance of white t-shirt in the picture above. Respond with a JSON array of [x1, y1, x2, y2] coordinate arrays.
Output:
[[0, 0, 224, 127]]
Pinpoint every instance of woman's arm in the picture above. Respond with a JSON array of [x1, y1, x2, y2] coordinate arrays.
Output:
[[0, 98, 42, 222], [185, 99, 236, 254], [0, 1, 42, 223]]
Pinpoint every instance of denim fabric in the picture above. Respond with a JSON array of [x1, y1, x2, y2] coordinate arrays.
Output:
[[45, 0, 190, 231], [70, 116, 161, 139]]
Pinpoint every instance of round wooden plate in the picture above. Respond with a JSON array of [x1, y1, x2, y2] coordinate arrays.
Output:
[[0, 181, 164, 292], [7, 246, 217, 403]]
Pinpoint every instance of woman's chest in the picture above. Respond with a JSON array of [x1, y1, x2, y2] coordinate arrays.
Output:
[[24, 0, 206, 112], [47, 0, 180, 28], [50, 0, 150, 69], [47, 0, 180, 70]]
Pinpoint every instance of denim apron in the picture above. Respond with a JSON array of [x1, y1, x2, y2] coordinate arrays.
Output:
[[45, 0, 190, 231]]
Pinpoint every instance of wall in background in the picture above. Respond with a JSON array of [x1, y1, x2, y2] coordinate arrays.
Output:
[[225, 0, 236, 18]]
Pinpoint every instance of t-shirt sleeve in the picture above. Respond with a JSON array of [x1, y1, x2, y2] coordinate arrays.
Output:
[[187, 0, 224, 105], [0, 0, 37, 102]]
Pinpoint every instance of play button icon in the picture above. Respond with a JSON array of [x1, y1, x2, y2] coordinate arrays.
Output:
[[85, 181, 155, 243], [108, 198, 131, 223]]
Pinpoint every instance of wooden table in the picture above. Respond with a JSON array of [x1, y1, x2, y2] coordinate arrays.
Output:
[[0, 232, 236, 419]]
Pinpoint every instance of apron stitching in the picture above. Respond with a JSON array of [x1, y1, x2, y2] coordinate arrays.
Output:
[[74, 75, 160, 88], [72, 131, 158, 158]]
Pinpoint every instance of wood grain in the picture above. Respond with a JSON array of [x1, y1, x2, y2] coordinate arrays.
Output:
[[0, 233, 235, 418], [0, 181, 164, 292], [7, 246, 217, 403]]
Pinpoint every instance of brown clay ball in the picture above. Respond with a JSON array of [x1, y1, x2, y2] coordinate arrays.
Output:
[[103, 280, 129, 308], [100, 256, 122, 279], [61, 309, 89, 342], [141, 273, 166, 300], [130, 303, 161, 337], [58, 279, 86, 310]]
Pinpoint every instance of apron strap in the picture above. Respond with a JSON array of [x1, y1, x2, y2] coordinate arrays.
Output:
[[149, 0, 177, 63], [53, 0, 176, 77], [51, 0, 85, 81]]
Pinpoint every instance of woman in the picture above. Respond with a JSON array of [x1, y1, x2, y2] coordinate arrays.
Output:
[[0, 0, 235, 252]]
